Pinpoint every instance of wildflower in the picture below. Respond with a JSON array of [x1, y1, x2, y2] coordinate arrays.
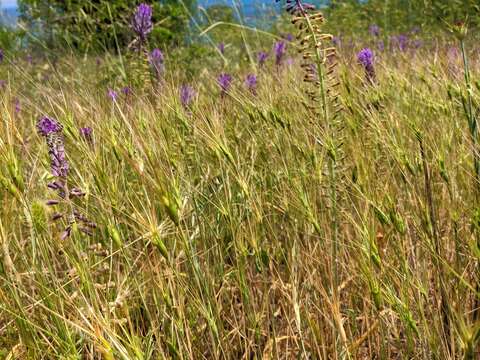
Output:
[[122, 86, 132, 96], [244, 74, 257, 95], [217, 73, 232, 97], [377, 41, 385, 52], [0, 49, 3, 63], [80, 127, 93, 143], [132, 3, 153, 43], [14, 98, 20, 114], [36, 117, 68, 179], [257, 51, 269, 67], [357, 48, 376, 84], [369, 24, 380, 37], [285, 33, 294, 42], [180, 85, 196, 108], [392, 34, 408, 51], [218, 42, 225, 55], [37, 116, 95, 238], [150, 48, 164, 77], [108, 88, 118, 101], [274, 40, 287, 66], [412, 39, 422, 49]]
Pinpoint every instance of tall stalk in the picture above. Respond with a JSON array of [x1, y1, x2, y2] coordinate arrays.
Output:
[[278, 0, 346, 355], [456, 23, 480, 323]]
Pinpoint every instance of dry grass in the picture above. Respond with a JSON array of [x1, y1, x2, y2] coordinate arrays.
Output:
[[0, 40, 480, 359]]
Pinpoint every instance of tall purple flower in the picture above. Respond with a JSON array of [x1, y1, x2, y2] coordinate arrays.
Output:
[[180, 85, 196, 108], [37, 116, 96, 238], [150, 48, 164, 78], [108, 88, 118, 101], [274, 40, 287, 66], [132, 3, 153, 43], [218, 42, 225, 55], [392, 34, 408, 51], [122, 86, 132, 96], [244, 74, 257, 95], [37, 117, 68, 179], [14, 98, 20, 114], [357, 48, 376, 84], [217, 73, 232, 97], [80, 127, 93, 143], [369, 24, 380, 37], [257, 51, 269, 67]]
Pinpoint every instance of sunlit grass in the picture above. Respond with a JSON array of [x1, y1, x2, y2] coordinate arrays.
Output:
[[0, 40, 480, 358]]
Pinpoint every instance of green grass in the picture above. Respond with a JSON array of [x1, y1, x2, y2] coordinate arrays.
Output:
[[0, 39, 480, 359]]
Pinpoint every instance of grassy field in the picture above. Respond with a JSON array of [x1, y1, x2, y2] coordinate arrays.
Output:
[[1, 11, 480, 359]]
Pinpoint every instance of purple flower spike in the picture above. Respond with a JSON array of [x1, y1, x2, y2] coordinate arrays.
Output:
[[392, 34, 408, 52], [108, 88, 118, 101], [369, 24, 380, 37], [257, 51, 269, 67], [14, 98, 20, 114], [132, 3, 153, 43], [180, 85, 196, 108], [37, 117, 69, 179], [0, 49, 3, 63], [150, 48, 164, 77], [37, 117, 62, 137], [357, 48, 376, 84], [217, 73, 232, 97], [274, 40, 287, 66], [244, 74, 257, 95], [122, 86, 132, 96], [80, 127, 93, 142], [218, 42, 225, 55]]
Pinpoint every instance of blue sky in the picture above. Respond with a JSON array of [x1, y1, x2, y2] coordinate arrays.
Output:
[[2, 0, 17, 8]]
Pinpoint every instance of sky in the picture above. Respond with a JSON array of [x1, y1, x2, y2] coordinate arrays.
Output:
[[1, 0, 17, 8]]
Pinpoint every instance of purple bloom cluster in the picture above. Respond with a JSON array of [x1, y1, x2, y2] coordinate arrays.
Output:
[[108, 88, 118, 101], [80, 127, 93, 143], [257, 51, 269, 67], [132, 3, 153, 43], [180, 85, 196, 108], [14, 98, 21, 114], [391, 34, 408, 52], [37, 117, 68, 179], [245, 74, 257, 95], [150, 48, 164, 77], [357, 48, 376, 84], [274, 40, 287, 66], [37, 117, 96, 239], [369, 24, 380, 37], [218, 73, 232, 96]]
